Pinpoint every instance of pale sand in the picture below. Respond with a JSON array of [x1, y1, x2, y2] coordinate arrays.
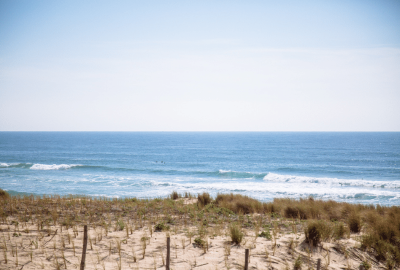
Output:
[[0, 199, 381, 270]]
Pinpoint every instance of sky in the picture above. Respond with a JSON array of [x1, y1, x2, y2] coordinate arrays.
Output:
[[0, 0, 399, 131]]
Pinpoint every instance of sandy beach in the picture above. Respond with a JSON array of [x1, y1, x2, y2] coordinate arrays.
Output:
[[0, 191, 397, 269]]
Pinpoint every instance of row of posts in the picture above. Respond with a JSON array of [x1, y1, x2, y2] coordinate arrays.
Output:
[[78, 226, 365, 270]]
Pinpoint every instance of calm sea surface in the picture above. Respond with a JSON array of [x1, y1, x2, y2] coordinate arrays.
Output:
[[0, 132, 399, 205]]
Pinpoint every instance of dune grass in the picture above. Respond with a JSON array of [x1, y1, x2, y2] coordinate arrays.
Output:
[[0, 188, 9, 200], [0, 190, 399, 268]]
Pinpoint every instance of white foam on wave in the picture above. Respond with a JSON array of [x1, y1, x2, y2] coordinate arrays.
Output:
[[263, 173, 400, 189], [218, 169, 265, 178], [0, 162, 22, 168], [146, 178, 400, 204], [30, 164, 82, 170]]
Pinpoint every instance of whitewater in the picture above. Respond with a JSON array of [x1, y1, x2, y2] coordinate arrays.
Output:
[[0, 132, 399, 205]]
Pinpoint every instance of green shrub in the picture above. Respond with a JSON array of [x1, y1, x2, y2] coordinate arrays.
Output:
[[194, 237, 205, 247], [116, 220, 125, 231], [166, 215, 175, 224], [214, 207, 234, 216], [154, 222, 170, 231], [259, 230, 272, 240], [229, 224, 244, 245]]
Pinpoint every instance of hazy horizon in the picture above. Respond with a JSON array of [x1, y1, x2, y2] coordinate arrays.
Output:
[[1, 1, 400, 131]]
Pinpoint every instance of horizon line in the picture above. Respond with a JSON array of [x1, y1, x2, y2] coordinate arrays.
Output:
[[1, 131, 399, 133]]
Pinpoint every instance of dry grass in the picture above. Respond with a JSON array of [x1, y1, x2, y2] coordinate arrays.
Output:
[[304, 220, 332, 246], [229, 223, 243, 245], [197, 192, 212, 207], [215, 193, 263, 214], [170, 191, 180, 200], [0, 188, 9, 200], [0, 191, 399, 269]]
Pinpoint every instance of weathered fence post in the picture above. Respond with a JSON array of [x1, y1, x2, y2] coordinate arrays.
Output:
[[80, 225, 88, 270], [244, 248, 249, 270], [359, 265, 365, 270], [166, 237, 170, 270], [317, 258, 321, 270]]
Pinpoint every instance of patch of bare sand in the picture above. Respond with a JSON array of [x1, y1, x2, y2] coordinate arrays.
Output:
[[0, 216, 381, 270]]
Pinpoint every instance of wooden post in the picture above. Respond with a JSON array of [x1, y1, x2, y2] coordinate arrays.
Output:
[[244, 249, 249, 270], [317, 258, 321, 270], [360, 265, 365, 270], [80, 225, 88, 270], [166, 237, 170, 270]]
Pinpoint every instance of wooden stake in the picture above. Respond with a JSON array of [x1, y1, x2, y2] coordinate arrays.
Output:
[[80, 225, 88, 270], [166, 237, 170, 270], [317, 258, 321, 270], [244, 249, 249, 270]]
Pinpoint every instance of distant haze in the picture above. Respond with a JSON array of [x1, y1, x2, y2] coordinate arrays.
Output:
[[1, 0, 399, 131]]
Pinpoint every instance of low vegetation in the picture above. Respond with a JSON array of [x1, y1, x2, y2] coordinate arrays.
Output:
[[197, 192, 212, 207], [170, 190, 180, 200], [229, 223, 244, 244], [0, 188, 9, 199], [0, 190, 399, 269]]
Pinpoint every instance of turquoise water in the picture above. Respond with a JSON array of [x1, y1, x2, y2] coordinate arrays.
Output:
[[0, 132, 399, 205]]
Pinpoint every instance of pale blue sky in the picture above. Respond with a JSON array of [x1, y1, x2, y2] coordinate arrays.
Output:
[[1, 0, 399, 131]]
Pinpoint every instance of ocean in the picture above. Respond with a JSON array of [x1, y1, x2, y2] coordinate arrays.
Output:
[[0, 132, 399, 205]]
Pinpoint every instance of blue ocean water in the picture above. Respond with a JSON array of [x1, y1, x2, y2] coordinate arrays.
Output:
[[0, 132, 399, 205]]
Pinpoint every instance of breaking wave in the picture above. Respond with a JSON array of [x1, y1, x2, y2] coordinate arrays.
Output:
[[217, 169, 266, 179], [0, 162, 31, 168], [263, 173, 400, 189], [30, 164, 82, 170]]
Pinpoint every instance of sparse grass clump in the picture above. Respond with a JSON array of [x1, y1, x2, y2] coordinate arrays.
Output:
[[294, 255, 302, 270], [360, 260, 371, 270], [229, 223, 244, 245], [0, 188, 9, 199], [154, 222, 170, 231], [116, 220, 125, 231], [197, 192, 212, 207], [333, 222, 349, 239], [347, 213, 362, 233], [170, 191, 180, 200], [259, 230, 272, 240], [304, 220, 332, 247], [194, 237, 205, 248]]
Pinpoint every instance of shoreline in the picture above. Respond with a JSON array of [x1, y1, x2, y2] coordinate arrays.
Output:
[[0, 190, 399, 269]]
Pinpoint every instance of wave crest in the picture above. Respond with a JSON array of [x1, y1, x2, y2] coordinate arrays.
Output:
[[263, 173, 400, 189], [30, 164, 82, 170], [218, 169, 266, 179], [0, 162, 23, 168]]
